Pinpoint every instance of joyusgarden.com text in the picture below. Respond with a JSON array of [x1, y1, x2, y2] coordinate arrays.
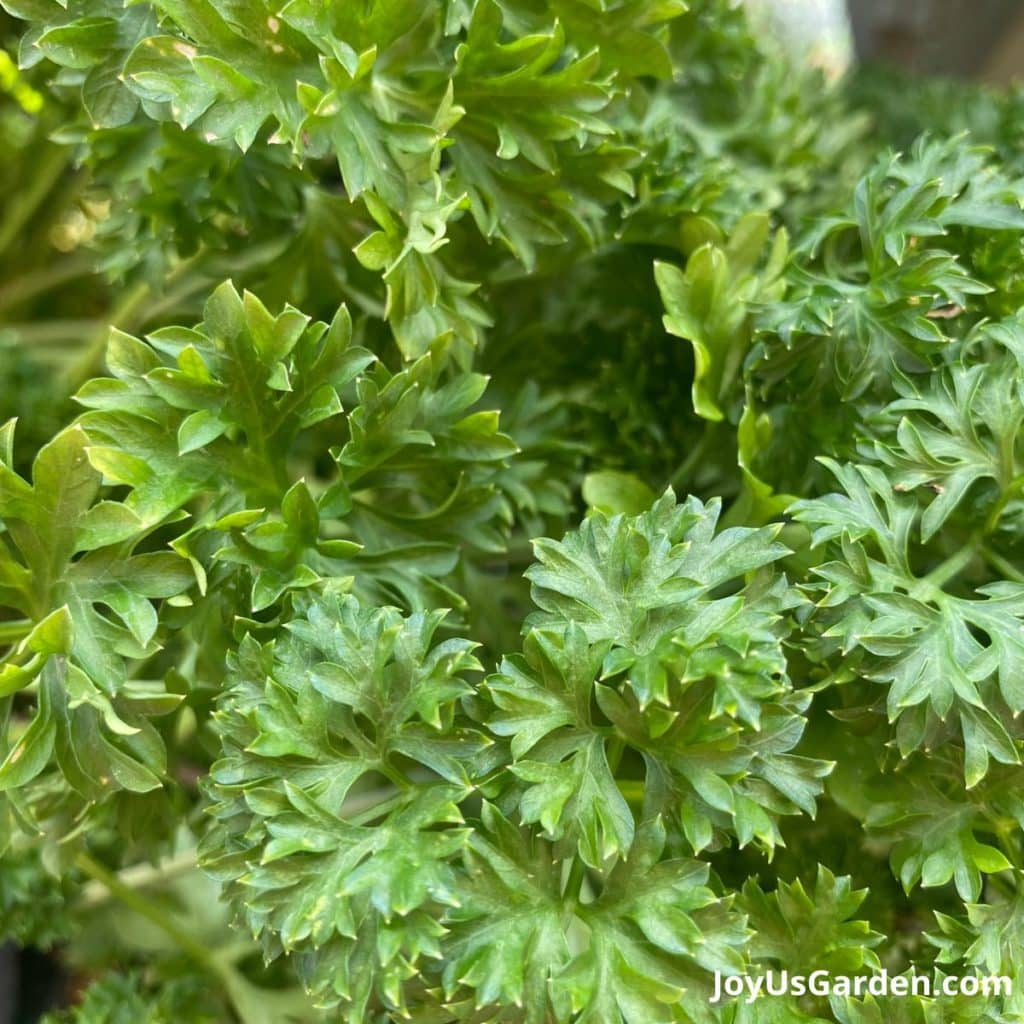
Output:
[[711, 969, 1012, 1004]]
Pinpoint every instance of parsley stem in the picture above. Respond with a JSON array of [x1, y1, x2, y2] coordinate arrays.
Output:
[[606, 737, 626, 774], [986, 871, 1017, 901], [980, 545, 1024, 584], [376, 760, 411, 791], [985, 474, 1024, 535], [0, 255, 93, 313], [987, 814, 1024, 872], [346, 789, 411, 826], [75, 853, 271, 1024], [77, 849, 200, 908], [58, 281, 152, 395], [916, 538, 978, 594], [0, 319, 103, 345], [0, 695, 11, 763], [0, 146, 69, 258], [618, 780, 644, 805], [666, 430, 712, 491], [565, 855, 588, 903], [0, 618, 31, 645], [75, 852, 220, 973], [141, 240, 286, 324]]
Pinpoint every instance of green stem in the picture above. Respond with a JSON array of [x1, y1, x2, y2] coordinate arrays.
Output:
[[0, 695, 11, 762], [346, 789, 411, 826], [0, 255, 94, 313], [666, 427, 713, 492], [76, 852, 268, 1024], [376, 759, 412, 791], [565, 855, 588, 904], [985, 474, 1024, 535], [606, 736, 626, 775], [986, 871, 1018, 901], [140, 239, 285, 324], [0, 319, 103, 346], [0, 619, 32, 645], [58, 282, 151, 395], [217, 939, 257, 967], [912, 538, 979, 599], [990, 816, 1023, 872], [75, 852, 221, 973], [78, 849, 200, 908], [0, 147, 69, 258], [618, 780, 645, 806], [0, 653, 42, 698], [981, 545, 1024, 584]]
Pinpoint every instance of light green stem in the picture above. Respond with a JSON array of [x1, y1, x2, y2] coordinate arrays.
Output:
[[76, 852, 220, 973], [667, 428, 713, 491], [58, 282, 151, 394], [78, 848, 200, 909], [911, 539, 979, 600], [982, 545, 1024, 584], [565, 855, 589, 904], [0, 619, 32, 645], [0, 255, 93, 312], [0, 147, 69, 258], [1, 319, 103, 346]]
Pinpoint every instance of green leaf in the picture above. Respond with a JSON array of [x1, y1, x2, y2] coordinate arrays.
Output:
[[791, 458, 1024, 779], [656, 213, 787, 422], [201, 593, 487, 1014], [526, 489, 790, 707], [868, 779, 1014, 902], [582, 470, 656, 515], [739, 865, 884, 975]]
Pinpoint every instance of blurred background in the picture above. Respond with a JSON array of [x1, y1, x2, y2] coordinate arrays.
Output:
[[747, 0, 1024, 81], [849, 0, 1024, 81]]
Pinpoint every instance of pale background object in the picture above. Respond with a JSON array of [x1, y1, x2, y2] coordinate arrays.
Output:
[[745, 0, 1024, 83], [743, 0, 855, 78]]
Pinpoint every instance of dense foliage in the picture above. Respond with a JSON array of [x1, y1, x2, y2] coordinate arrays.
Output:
[[2, 1, 1024, 1022]]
